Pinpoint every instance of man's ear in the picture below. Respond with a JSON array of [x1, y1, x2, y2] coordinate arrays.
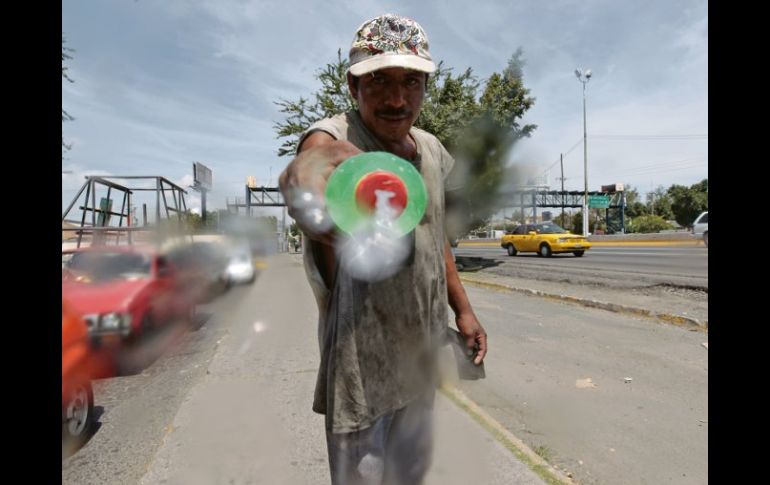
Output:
[[347, 72, 358, 98]]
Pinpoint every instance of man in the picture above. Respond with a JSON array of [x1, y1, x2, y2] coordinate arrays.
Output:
[[279, 14, 487, 484]]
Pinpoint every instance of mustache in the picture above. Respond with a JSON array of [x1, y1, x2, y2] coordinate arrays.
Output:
[[376, 108, 412, 118]]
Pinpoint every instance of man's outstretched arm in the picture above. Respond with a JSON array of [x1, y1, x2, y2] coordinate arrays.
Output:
[[278, 133, 362, 243]]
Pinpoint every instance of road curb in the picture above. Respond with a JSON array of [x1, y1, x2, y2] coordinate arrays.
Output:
[[458, 275, 708, 331], [459, 241, 705, 248], [440, 384, 575, 485]]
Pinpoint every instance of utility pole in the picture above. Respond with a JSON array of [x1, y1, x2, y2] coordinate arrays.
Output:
[[575, 68, 592, 236], [559, 153, 565, 224], [650, 181, 656, 217], [192, 162, 213, 226]]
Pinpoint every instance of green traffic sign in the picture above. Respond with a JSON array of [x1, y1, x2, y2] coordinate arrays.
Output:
[[588, 195, 610, 209]]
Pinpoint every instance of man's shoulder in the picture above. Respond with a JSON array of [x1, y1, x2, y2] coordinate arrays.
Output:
[[411, 126, 452, 165], [309, 112, 346, 128], [410, 126, 444, 147], [303, 112, 353, 144]]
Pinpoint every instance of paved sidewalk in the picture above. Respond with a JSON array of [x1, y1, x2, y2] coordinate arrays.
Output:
[[139, 253, 549, 485]]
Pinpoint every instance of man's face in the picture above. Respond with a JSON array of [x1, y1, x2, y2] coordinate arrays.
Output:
[[348, 67, 427, 144]]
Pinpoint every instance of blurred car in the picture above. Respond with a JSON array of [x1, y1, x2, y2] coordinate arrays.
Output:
[[223, 240, 257, 285], [62, 246, 194, 341], [500, 222, 591, 257], [62, 299, 95, 451], [163, 240, 231, 303], [692, 211, 708, 247]]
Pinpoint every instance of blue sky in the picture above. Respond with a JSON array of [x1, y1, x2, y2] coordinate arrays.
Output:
[[62, 0, 707, 222]]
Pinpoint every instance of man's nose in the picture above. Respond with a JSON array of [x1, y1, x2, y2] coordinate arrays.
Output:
[[383, 85, 407, 107]]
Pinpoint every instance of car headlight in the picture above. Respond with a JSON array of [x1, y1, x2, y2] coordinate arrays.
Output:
[[92, 312, 132, 336], [100, 313, 122, 330]]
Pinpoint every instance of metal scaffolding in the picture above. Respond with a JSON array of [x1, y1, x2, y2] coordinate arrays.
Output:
[[226, 186, 285, 214], [502, 189, 627, 233], [62, 175, 189, 248]]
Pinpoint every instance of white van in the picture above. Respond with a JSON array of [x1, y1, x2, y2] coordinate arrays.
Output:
[[692, 211, 708, 247]]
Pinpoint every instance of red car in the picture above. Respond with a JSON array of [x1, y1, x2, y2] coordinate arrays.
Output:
[[62, 299, 96, 453], [62, 246, 194, 343]]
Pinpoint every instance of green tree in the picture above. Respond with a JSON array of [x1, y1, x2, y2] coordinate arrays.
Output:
[[179, 211, 219, 233], [554, 211, 571, 230], [667, 179, 708, 227], [444, 54, 536, 233], [255, 215, 278, 233], [646, 185, 674, 220], [415, 62, 482, 147], [627, 215, 673, 234], [623, 185, 648, 218], [569, 211, 604, 235], [183, 211, 203, 232], [273, 49, 355, 157], [288, 222, 300, 238], [62, 35, 75, 159], [570, 211, 582, 235]]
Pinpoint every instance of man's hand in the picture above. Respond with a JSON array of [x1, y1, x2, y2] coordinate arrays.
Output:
[[456, 312, 487, 365], [279, 137, 362, 198], [278, 135, 362, 241]]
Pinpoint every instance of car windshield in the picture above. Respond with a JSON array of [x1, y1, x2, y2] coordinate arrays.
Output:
[[67, 251, 152, 282], [536, 223, 569, 234]]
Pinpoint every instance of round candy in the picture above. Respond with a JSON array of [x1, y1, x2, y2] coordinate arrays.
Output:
[[325, 152, 427, 236]]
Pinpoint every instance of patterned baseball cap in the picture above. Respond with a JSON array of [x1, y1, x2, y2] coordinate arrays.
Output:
[[348, 14, 436, 76]]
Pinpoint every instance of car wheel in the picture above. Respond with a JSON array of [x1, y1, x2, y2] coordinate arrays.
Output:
[[539, 243, 552, 257], [703, 232, 708, 247], [506, 244, 518, 256], [573, 251, 585, 257], [62, 379, 94, 449]]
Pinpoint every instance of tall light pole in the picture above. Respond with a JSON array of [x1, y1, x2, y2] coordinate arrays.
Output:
[[575, 67, 592, 236]]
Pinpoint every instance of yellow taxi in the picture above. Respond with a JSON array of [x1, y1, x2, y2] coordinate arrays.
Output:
[[500, 222, 591, 257]]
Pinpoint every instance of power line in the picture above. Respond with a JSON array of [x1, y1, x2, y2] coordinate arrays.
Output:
[[605, 157, 705, 172], [599, 157, 707, 178], [590, 134, 707, 140], [542, 138, 583, 174], [541, 133, 707, 179]]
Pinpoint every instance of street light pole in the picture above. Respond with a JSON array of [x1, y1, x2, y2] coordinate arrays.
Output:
[[575, 68, 592, 236]]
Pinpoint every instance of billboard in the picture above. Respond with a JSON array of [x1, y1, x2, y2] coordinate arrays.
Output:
[[601, 183, 625, 193], [193, 162, 213, 190]]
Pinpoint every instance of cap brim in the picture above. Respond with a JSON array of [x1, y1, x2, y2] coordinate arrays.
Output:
[[349, 54, 436, 76]]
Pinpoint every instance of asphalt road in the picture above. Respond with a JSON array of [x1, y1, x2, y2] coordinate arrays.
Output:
[[454, 284, 708, 485], [455, 245, 708, 289]]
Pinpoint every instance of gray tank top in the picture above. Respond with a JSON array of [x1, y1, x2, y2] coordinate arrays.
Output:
[[298, 111, 455, 433]]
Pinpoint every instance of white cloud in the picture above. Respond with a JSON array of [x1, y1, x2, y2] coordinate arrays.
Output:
[[63, 0, 707, 214]]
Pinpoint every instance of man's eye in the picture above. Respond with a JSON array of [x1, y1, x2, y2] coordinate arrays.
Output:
[[372, 76, 386, 84]]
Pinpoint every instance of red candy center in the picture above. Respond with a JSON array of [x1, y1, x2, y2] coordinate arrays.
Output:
[[354, 171, 408, 216]]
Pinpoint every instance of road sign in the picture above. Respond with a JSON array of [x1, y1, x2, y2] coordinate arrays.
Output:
[[588, 195, 610, 208], [98, 197, 113, 226]]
